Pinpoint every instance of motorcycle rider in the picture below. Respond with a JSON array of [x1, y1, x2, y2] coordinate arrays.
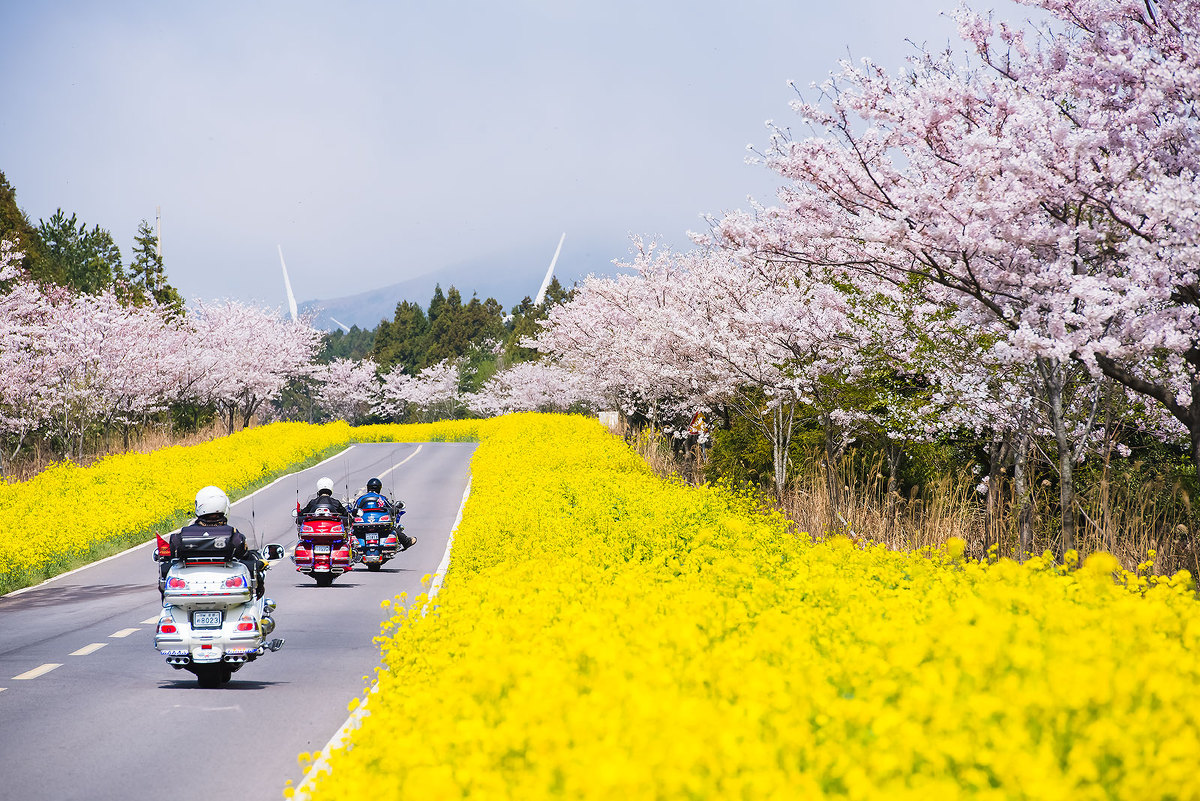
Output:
[[300, 476, 349, 519], [165, 485, 267, 599], [352, 476, 417, 549]]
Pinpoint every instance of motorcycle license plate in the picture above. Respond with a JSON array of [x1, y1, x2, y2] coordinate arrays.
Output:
[[314, 545, 331, 554], [192, 611, 223, 629]]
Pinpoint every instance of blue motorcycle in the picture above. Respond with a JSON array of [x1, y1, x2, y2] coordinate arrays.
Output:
[[350, 496, 404, 571]]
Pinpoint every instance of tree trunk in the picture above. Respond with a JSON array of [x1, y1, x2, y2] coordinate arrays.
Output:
[[885, 441, 901, 540], [1099, 388, 1116, 554], [822, 412, 842, 532], [1038, 359, 1076, 556], [984, 438, 1011, 553], [242, 399, 260, 430], [1013, 431, 1034, 561], [770, 403, 792, 499]]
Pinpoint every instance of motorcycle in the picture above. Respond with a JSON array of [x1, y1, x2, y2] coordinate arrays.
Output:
[[152, 521, 285, 688], [350, 496, 404, 571], [293, 506, 354, 586]]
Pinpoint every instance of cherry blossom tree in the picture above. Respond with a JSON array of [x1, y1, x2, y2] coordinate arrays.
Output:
[[39, 290, 191, 456], [0, 239, 327, 466], [712, 0, 1200, 550], [186, 300, 321, 434], [375, 360, 463, 423], [313, 358, 379, 424], [466, 360, 596, 416], [532, 241, 895, 504], [0, 239, 58, 471]]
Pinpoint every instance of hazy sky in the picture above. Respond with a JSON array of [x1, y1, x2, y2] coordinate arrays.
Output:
[[0, 1, 1020, 308]]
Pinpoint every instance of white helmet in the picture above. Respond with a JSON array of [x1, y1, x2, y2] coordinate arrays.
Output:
[[316, 477, 335, 495], [195, 485, 230, 518]]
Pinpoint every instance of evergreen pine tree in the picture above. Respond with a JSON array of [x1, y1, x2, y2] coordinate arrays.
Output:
[[129, 219, 184, 312], [36, 209, 123, 294]]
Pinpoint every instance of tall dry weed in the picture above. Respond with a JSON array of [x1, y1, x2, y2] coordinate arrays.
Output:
[[629, 428, 1195, 574], [4, 420, 233, 483]]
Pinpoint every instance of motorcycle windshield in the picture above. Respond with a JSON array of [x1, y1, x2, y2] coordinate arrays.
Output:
[[226, 514, 259, 550]]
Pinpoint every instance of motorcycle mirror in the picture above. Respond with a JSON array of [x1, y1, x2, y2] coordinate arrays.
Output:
[[151, 550, 159, 561], [291, 509, 298, 519], [263, 543, 286, 561]]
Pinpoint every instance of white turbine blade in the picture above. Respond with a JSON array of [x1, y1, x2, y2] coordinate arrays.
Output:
[[278, 245, 299, 322], [535, 232, 565, 306], [328, 316, 352, 333]]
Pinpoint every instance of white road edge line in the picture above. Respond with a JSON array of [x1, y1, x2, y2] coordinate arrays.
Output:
[[13, 663, 62, 680], [109, 628, 140, 639], [70, 643, 107, 656], [375, 444, 422, 481], [290, 475, 472, 801], [1, 445, 357, 600]]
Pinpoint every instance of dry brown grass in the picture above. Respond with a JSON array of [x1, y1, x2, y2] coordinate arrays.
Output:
[[3, 420, 234, 483], [779, 454, 978, 552], [628, 429, 1195, 574]]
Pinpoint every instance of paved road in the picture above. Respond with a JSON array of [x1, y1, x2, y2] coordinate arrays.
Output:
[[0, 441, 475, 801]]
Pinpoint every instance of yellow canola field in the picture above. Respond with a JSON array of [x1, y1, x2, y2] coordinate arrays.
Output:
[[299, 414, 1200, 801], [0, 421, 354, 593]]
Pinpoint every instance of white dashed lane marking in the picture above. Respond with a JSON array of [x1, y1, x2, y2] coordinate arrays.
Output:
[[13, 664, 61, 680], [109, 628, 140, 639], [141, 616, 161, 625], [70, 643, 107, 656]]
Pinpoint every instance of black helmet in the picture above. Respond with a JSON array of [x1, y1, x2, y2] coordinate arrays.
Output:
[[366, 477, 382, 493]]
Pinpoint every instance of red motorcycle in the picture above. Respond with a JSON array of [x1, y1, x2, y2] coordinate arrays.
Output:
[[292, 506, 354, 587]]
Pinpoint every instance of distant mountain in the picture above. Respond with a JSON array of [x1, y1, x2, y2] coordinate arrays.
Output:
[[298, 237, 624, 331]]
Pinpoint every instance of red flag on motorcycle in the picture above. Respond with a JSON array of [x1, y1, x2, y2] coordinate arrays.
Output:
[[155, 532, 171, 559]]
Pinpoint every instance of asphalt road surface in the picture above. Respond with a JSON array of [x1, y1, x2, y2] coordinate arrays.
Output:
[[0, 441, 476, 801]]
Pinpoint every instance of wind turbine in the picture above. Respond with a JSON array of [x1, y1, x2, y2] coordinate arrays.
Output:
[[536, 232, 566, 306], [279, 245, 350, 332], [278, 245, 298, 322]]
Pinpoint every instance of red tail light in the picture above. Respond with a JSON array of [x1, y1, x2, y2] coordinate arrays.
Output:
[[236, 618, 255, 632], [166, 577, 186, 589], [158, 620, 177, 634], [224, 576, 246, 588]]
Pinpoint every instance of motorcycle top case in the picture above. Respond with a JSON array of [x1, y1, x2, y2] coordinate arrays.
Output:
[[175, 524, 241, 559]]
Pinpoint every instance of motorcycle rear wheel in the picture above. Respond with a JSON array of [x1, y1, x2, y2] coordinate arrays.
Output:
[[194, 664, 223, 689], [367, 562, 382, 572], [314, 573, 335, 587]]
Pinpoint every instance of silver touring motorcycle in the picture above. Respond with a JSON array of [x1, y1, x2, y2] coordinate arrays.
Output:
[[152, 517, 286, 688]]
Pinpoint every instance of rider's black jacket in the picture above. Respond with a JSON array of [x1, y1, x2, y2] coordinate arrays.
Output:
[[300, 493, 348, 517]]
